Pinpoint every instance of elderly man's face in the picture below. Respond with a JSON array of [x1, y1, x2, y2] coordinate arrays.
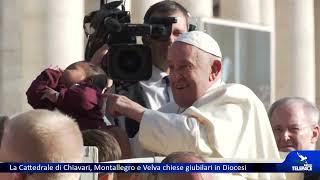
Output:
[[270, 104, 319, 151], [168, 42, 217, 108]]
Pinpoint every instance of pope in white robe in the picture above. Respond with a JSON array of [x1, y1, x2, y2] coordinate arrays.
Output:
[[104, 31, 285, 180]]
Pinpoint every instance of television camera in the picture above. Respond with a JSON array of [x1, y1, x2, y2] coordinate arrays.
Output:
[[83, 0, 178, 81]]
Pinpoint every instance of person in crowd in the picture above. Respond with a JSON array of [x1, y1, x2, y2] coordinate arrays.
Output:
[[269, 97, 320, 152], [0, 109, 83, 180], [88, 0, 190, 139], [83, 129, 122, 180], [26, 61, 113, 130], [120, 0, 190, 138], [103, 126, 131, 159], [157, 152, 213, 180], [161, 151, 206, 163], [269, 97, 320, 180], [103, 31, 284, 179], [82, 129, 122, 162]]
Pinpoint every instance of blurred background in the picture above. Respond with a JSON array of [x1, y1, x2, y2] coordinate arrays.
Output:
[[0, 0, 319, 117]]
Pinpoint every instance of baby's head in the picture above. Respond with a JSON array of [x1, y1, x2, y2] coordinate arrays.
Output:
[[61, 61, 112, 89]]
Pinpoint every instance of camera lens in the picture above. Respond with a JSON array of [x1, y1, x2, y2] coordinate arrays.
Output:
[[107, 44, 152, 81], [117, 50, 141, 73]]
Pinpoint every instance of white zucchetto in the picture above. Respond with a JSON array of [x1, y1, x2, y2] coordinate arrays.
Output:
[[175, 31, 222, 57]]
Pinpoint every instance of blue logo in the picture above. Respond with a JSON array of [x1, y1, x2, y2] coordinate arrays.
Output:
[[291, 152, 312, 171], [296, 152, 308, 164]]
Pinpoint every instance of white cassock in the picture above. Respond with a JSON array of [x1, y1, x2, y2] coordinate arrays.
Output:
[[134, 83, 285, 180]]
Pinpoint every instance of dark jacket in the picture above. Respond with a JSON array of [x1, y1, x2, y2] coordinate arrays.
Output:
[[114, 81, 147, 137]]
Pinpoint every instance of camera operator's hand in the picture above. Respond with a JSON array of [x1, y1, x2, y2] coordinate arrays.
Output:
[[102, 92, 146, 122], [90, 44, 109, 67]]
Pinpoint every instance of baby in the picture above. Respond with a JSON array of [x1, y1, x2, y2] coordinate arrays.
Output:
[[26, 61, 112, 130]]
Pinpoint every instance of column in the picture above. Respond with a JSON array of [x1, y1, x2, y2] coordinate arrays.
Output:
[[275, 0, 315, 103], [314, 0, 320, 150], [21, 0, 85, 111], [130, 0, 162, 23], [0, 0, 23, 115], [315, 0, 320, 108], [220, 0, 275, 26], [175, 0, 213, 17], [21, 0, 47, 111], [220, 0, 261, 25], [259, 0, 275, 103], [260, 0, 275, 27], [46, 0, 84, 68]]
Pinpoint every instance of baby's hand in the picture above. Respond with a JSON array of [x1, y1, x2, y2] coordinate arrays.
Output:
[[48, 65, 63, 73], [41, 87, 59, 103]]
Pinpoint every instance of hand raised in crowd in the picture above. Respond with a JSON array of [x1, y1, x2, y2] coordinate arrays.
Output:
[[101, 92, 146, 122], [40, 87, 59, 103]]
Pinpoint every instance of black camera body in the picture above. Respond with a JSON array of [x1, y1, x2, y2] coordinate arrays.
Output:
[[84, 1, 177, 81]]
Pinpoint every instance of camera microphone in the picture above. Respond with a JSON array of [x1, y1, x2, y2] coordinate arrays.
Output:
[[104, 17, 122, 32]]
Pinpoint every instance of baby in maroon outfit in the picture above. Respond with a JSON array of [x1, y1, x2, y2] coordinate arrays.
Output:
[[26, 61, 112, 130]]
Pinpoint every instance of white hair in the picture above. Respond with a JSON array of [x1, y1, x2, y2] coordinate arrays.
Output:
[[2, 109, 83, 180], [268, 97, 320, 125]]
